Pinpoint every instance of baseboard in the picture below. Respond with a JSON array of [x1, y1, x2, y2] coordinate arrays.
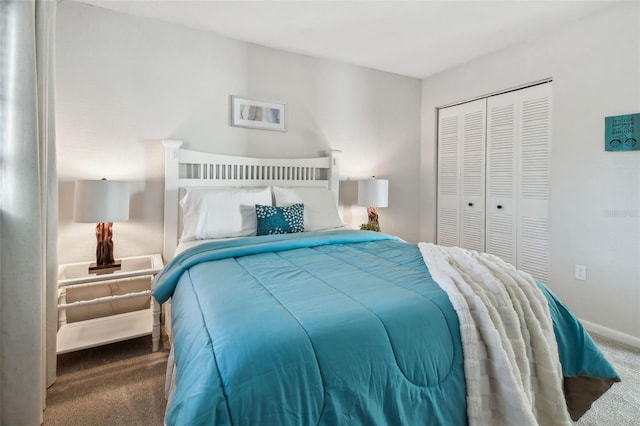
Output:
[[580, 318, 640, 350]]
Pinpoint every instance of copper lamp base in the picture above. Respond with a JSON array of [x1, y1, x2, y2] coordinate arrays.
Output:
[[359, 207, 382, 232], [88, 221, 121, 274]]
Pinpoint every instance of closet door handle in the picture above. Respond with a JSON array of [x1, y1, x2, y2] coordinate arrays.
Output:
[[497, 205, 503, 210], [468, 202, 473, 207]]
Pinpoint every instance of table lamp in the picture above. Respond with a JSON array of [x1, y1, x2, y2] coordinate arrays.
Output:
[[74, 178, 130, 273], [358, 177, 388, 232]]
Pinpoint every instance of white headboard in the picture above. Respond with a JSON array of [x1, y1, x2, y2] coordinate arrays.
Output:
[[162, 139, 341, 261]]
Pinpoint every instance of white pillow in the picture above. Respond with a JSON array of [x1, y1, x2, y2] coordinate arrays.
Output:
[[272, 186, 343, 231], [180, 187, 272, 240]]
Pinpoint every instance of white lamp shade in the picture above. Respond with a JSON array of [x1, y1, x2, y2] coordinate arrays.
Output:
[[73, 180, 130, 223], [358, 178, 388, 208]]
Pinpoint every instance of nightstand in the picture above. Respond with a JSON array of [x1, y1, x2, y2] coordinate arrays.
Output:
[[57, 254, 164, 354]]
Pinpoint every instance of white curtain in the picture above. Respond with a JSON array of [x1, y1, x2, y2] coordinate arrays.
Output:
[[0, 0, 58, 424]]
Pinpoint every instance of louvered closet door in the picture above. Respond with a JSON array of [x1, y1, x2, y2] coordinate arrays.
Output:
[[486, 82, 552, 282], [437, 106, 461, 246], [460, 102, 486, 252], [437, 99, 486, 250], [486, 92, 518, 265], [516, 83, 552, 283]]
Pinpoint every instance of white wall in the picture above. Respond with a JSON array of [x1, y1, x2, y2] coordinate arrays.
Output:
[[56, 1, 421, 264], [421, 2, 640, 343]]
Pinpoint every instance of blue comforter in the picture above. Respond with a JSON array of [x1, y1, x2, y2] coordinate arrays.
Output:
[[153, 230, 618, 426]]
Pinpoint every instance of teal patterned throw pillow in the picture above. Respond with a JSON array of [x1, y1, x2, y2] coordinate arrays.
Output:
[[256, 203, 304, 235]]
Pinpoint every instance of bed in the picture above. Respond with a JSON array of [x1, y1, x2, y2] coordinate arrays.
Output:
[[153, 140, 619, 426]]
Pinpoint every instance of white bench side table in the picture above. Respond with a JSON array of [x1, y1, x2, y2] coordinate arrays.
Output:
[[57, 254, 164, 354]]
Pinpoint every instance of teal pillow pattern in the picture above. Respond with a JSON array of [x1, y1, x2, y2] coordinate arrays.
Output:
[[256, 203, 304, 235]]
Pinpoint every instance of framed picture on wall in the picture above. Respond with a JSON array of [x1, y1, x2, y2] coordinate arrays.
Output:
[[230, 96, 287, 131]]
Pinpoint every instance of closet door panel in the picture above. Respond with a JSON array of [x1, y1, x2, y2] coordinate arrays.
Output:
[[517, 83, 552, 283], [486, 92, 518, 265], [460, 105, 486, 252], [437, 99, 486, 249], [437, 109, 461, 247]]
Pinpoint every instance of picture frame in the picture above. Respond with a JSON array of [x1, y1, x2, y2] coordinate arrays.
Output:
[[230, 95, 287, 132]]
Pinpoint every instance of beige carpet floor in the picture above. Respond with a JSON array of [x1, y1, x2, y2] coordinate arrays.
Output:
[[576, 335, 640, 425], [44, 333, 639, 425], [44, 336, 169, 426]]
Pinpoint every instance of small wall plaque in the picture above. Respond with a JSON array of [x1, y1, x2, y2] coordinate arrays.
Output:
[[605, 113, 639, 151]]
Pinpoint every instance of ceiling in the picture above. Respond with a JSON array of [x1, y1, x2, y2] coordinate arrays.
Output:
[[74, 0, 617, 79]]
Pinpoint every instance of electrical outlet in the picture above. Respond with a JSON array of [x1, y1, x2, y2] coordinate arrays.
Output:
[[575, 265, 587, 281]]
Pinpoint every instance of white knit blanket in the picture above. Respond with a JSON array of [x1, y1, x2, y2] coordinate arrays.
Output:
[[418, 243, 572, 426]]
